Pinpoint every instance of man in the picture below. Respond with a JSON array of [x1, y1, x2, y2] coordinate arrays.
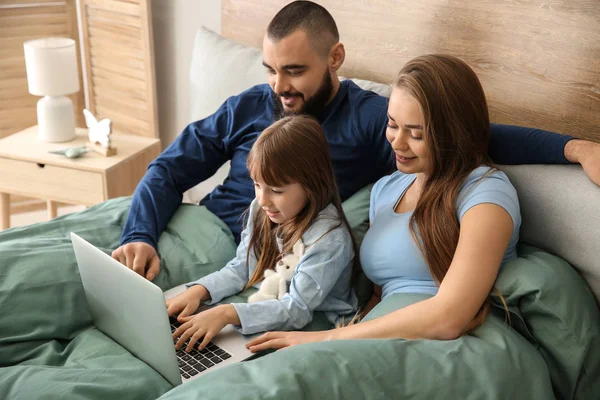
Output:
[[113, 1, 600, 281]]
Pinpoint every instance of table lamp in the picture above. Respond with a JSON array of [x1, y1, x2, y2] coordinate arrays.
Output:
[[23, 37, 80, 143]]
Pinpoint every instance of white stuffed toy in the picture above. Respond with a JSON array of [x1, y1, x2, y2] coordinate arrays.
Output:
[[247, 239, 304, 303]]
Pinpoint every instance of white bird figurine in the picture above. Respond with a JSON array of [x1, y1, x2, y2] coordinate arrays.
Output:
[[83, 109, 112, 149]]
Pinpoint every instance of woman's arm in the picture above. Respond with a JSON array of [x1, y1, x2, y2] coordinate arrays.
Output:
[[247, 203, 513, 351], [335, 203, 513, 340]]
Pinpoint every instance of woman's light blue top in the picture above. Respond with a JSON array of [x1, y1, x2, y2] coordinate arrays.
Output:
[[360, 166, 521, 300], [188, 200, 358, 335]]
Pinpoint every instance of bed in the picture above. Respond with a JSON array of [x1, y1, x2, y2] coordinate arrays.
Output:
[[1, 1, 599, 399]]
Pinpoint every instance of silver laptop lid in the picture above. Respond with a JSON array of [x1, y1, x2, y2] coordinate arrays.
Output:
[[70, 232, 182, 386]]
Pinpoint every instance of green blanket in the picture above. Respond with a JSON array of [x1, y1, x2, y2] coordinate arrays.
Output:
[[1, 196, 599, 400], [0, 198, 236, 399], [156, 247, 600, 400], [158, 294, 554, 400]]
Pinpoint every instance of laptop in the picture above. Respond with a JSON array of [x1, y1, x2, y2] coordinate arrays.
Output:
[[70, 232, 256, 386]]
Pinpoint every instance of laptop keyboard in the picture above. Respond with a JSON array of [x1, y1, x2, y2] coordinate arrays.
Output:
[[170, 318, 232, 379]]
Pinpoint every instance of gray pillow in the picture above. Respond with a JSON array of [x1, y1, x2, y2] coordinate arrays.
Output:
[[499, 164, 600, 303], [184, 26, 267, 203], [340, 76, 392, 97], [188, 26, 266, 122]]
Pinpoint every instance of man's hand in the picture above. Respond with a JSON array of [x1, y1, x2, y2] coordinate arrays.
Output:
[[166, 285, 209, 319], [111, 242, 160, 281], [565, 139, 600, 187]]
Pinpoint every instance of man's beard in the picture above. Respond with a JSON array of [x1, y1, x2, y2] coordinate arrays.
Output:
[[272, 71, 334, 120]]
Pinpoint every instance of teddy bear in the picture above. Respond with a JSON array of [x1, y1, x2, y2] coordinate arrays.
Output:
[[247, 239, 304, 303]]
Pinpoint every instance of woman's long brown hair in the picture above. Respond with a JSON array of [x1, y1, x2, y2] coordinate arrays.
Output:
[[396, 55, 509, 332], [244, 115, 359, 289]]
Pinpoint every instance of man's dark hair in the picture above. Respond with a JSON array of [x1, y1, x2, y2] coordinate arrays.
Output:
[[267, 1, 339, 57]]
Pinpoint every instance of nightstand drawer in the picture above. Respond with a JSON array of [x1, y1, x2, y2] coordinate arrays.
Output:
[[0, 158, 105, 204]]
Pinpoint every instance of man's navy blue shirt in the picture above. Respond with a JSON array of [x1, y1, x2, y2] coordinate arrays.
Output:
[[121, 81, 571, 246]]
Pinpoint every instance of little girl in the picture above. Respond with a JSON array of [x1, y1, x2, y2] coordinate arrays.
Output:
[[166, 115, 358, 352]]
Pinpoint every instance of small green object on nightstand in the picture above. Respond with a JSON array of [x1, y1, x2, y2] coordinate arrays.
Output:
[[49, 146, 89, 159]]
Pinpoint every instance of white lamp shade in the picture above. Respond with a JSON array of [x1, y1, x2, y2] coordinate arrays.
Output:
[[23, 37, 80, 96]]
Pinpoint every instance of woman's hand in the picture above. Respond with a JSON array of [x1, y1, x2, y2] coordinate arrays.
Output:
[[245, 330, 331, 353], [172, 304, 238, 352], [165, 285, 209, 319]]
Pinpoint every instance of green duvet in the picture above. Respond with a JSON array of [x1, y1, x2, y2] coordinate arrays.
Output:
[[0, 196, 598, 400]]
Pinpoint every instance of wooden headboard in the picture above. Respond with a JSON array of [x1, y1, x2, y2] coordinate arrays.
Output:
[[222, 0, 599, 142]]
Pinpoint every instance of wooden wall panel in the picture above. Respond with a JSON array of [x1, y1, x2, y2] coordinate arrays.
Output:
[[79, 0, 158, 138], [222, 0, 600, 142]]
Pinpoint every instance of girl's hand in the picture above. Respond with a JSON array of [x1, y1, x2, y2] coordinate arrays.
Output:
[[165, 285, 208, 319], [172, 305, 237, 352], [245, 330, 330, 353]]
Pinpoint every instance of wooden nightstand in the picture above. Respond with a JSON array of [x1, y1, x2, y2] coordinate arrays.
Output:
[[0, 126, 161, 230]]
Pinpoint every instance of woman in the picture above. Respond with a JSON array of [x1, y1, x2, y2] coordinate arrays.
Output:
[[246, 54, 520, 349]]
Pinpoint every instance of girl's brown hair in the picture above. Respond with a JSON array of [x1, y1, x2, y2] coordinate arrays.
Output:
[[245, 115, 359, 289], [395, 54, 508, 332]]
